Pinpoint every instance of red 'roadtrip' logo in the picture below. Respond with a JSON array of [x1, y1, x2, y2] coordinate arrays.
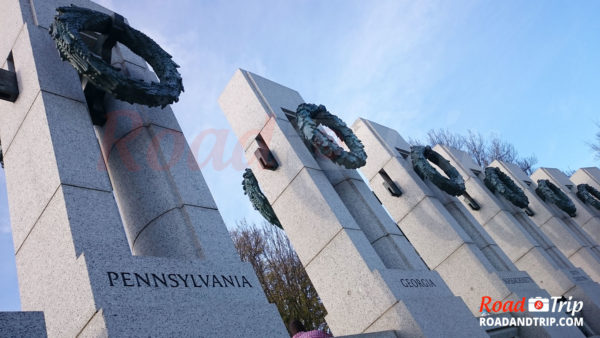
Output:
[[480, 296, 526, 313], [479, 296, 585, 328], [480, 296, 582, 315], [96, 109, 279, 172]]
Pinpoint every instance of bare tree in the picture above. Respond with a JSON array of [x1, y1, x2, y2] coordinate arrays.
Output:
[[487, 136, 518, 164], [464, 130, 486, 167], [406, 136, 424, 147], [562, 168, 576, 177], [230, 220, 328, 334], [426, 128, 465, 150], [410, 129, 538, 175], [592, 123, 600, 160], [515, 155, 538, 176]]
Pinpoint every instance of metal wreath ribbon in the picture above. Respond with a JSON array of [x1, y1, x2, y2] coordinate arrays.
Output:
[[49, 5, 184, 108], [410, 146, 465, 196], [242, 169, 282, 229], [483, 167, 529, 208], [535, 179, 577, 217], [295, 103, 367, 169], [576, 184, 600, 211]]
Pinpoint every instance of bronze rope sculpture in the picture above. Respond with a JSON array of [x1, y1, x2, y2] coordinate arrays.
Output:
[[535, 179, 577, 217], [484, 167, 529, 208], [49, 5, 184, 108], [410, 145, 466, 196], [576, 183, 600, 211], [295, 103, 367, 169], [242, 168, 282, 229]]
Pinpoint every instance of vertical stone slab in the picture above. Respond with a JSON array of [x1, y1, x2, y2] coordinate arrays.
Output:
[[532, 168, 600, 245], [572, 167, 600, 191], [492, 161, 600, 283], [0, 312, 47, 337], [437, 147, 600, 334], [0, 1, 287, 336], [220, 70, 487, 337], [352, 118, 585, 338], [1, 4, 128, 334]]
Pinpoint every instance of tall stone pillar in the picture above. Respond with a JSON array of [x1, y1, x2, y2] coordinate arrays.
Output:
[[0, 1, 286, 336], [220, 70, 488, 337], [572, 167, 600, 191], [352, 118, 584, 338], [0, 312, 46, 337], [492, 161, 600, 283], [532, 168, 600, 245], [96, 42, 217, 259], [433, 147, 600, 335]]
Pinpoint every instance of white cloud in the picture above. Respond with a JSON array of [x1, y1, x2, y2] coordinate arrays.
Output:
[[306, 1, 477, 136], [0, 224, 11, 234]]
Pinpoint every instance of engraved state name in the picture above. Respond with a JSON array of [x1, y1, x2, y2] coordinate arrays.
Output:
[[107, 272, 253, 288], [502, 277, 534, 285], [400, 278, 437, 288]]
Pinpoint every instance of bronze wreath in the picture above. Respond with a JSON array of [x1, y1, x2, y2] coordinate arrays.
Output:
[[535, 179, 577, 217], [49, 5, 184, 108], [410, 146, 465, 196], [484, 167, 529, 208], [576, 184, 600, 211], [242, 169, 282, 229], [295, 103, 367, 169]]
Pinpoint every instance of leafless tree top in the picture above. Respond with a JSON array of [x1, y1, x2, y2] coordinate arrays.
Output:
[[591, 123, 600, 161], [410, 129, 538, 175]]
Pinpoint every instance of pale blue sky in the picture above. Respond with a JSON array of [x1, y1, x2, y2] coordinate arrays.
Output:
[[1, 0, 600, 310]]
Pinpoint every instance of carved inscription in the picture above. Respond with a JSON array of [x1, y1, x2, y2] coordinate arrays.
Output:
[[502, 277, 534, 285], [400, 278, 437, 288], [107, 272, 253, 288]]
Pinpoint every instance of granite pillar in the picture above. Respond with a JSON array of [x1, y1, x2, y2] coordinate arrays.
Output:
[[220, 70, 488, 337], [352, 118, 584, 338], [532, 168, 600, 246], [0, 1, 286, 336], [490, 161, 600, 283], [434, 147, 600, 335], [571, 167, 600, 191], [0, 312, 47, 337]]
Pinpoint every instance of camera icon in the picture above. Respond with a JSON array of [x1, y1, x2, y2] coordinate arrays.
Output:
[[528, 297, 549, 312]]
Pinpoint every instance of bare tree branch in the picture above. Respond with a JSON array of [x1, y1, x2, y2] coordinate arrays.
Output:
[[426, 128, 465, 150], [464, 130, 486, 167], [592, 123, 600, 160], [417, 129, 538, 175], [407, 136, 425, 146], [230, 220, 328, 334]]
